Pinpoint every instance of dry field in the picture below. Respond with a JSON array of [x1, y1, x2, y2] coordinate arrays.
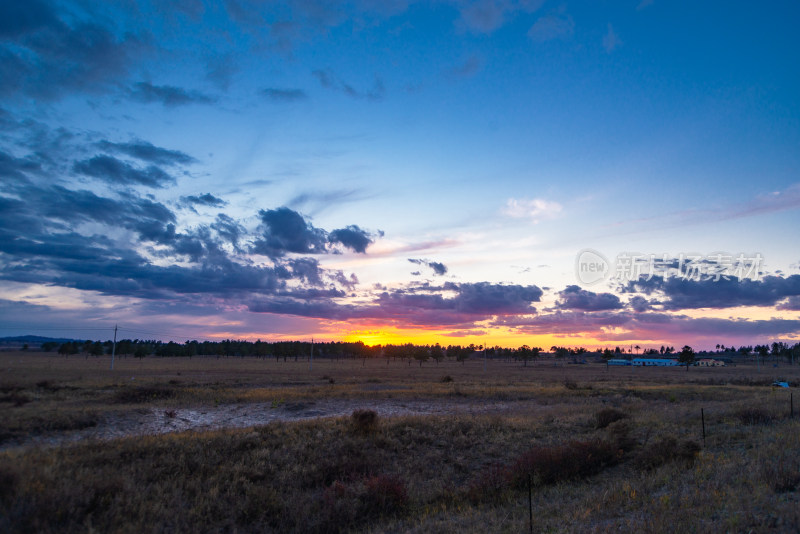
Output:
[[1, 351, 799, 532]]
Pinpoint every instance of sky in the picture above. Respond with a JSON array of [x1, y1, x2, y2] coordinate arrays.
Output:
[[1, 0, 799, 351]]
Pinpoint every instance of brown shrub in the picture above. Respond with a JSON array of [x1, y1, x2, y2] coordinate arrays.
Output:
[[351, 409, 379, 435], [362, 474, 408, 516], [633, 437, 700, 470], [512, 440, 620, 487], [466, 463, 511, 504], [595, 407, 628, 429]]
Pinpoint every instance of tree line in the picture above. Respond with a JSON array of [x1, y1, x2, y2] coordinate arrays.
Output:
[[38, 338, 800, 366]]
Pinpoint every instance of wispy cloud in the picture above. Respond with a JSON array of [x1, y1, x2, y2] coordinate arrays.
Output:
[[312, 69, 385, 101], [261, 87, 308, 102], [128, 82, 217, 107], [603, 23, 622, 52], [528, 10, 574, 42], [502, 197, 562, 222], [408, 258, 448, 276]]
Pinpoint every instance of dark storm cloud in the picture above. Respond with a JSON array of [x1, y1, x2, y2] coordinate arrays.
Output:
[[129, 82, 217, 107], [626, 275, 800, 310], [556, 285, 622, 311], [97, 140, 197, 167], [329, 225, 373, 253], [261, 88, 308, 101], [408, 258, 448, 276], [180, 193, 227, 208], [73, 155, 175, 188]]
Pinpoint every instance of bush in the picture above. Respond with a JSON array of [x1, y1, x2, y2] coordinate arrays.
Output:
[[595, 408, 628, 429], [362, 474, 408, 516], [466, 463, 511, 504], [512, 440, 619, 487], [440, 375, 454, 383], [633, 437, 700, 470], [350, 409, 379, 435]]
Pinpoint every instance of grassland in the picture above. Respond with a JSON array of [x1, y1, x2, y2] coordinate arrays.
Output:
[[1, 352, 799, 532]]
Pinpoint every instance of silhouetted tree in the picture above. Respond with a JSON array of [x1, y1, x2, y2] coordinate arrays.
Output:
[[678, 345, 695, 371]]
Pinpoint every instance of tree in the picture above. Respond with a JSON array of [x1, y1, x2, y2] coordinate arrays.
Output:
[[678, 345, 695, 371], [89, 341, 104, 357], [412, 345, 429, 367], [430, 344, 444, 365]]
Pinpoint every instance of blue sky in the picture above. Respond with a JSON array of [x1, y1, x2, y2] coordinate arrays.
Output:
[[1, 0, 799, 349]]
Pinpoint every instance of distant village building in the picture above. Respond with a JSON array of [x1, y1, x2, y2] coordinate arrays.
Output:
[[607, 359, 631, 366], [631, 358, 680, 367], [696, 358, 725, 367]]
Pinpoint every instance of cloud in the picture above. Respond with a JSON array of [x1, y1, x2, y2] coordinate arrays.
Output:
[[457, 0, 544, 33], [603, 23, 621, 52], [502, 197, 562, 222], [252, 207, 329, 258], [626, 275, 800, 310], [777, 296, 800, 311], [329, 225, 374, 253], [287, 188, 371, 215], [556, 285, 623, 311], [0, 150, 41, 182], [448, 55, 484, 78], [128, 82, 216, 107], [261, 88, 308, 102], [628, 295, 653, 313], [206, 52, 237, 90], [180, 193, 227, 209], [528, 11, 574, 42], [0, 2, 148, 100], [246, 281, 543, 328], [408, 258, 448, 276], [312, 69, 385, 101], [97, 140, 196, 167], [73, 155, 175, 188]]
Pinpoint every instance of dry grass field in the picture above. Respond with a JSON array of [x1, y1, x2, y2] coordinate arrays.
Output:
[[1, 351, 799, 532]]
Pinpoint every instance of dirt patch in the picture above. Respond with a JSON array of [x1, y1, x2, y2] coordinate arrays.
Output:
[[1, 398, 523, 451]]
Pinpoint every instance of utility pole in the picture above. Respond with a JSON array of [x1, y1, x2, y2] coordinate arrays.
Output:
[[110, 324, 117, 370], [309, 337, 314, 371]]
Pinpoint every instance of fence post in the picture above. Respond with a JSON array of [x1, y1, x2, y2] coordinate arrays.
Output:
[[701, 408, 706, 448], [528, 474, 533, 534]]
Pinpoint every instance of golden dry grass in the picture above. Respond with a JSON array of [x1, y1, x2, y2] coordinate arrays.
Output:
[[1, 351, 799, 532]]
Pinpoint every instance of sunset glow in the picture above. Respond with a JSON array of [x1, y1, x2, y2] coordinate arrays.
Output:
[[1, 1, 799, 351]]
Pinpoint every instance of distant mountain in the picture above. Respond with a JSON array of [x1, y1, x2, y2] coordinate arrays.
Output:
[[0, 335, 82, 344]]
